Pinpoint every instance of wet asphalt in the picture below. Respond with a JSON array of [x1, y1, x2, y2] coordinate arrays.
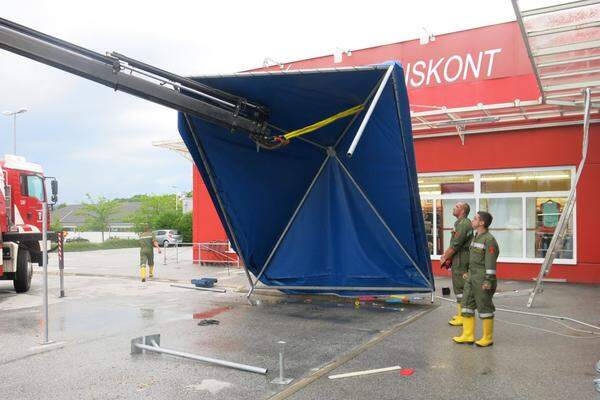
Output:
[[0, 248, 598, 399]]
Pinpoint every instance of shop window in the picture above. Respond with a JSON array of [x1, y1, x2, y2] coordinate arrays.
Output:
[[421, 200, 434, 255], [481, 170, 571, 193], [526, 197, 573, 259], [418, 166, 575, 264], [418, 174, 474, 195], [480, 198, 523, 258]]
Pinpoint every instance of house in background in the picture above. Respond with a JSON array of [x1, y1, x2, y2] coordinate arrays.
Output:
[[52, 202, 141, 242]]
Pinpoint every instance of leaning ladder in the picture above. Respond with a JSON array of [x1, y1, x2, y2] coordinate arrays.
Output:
[[527, 88, 593, 308]]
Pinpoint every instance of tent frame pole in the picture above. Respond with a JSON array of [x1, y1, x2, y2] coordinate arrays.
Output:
[[183, 115, 255, 289], [246, 152, 331, 298], [333, 154, 432, 288], [346, 64, 394, 157], [247, 73, 388, 298], [391, 72, 435, 286], [333, 69, 391, 149]]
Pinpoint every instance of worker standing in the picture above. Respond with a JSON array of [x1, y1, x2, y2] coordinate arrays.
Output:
[[139, 225, 161, 283], [440, 202, 473, 326], [453, 211, 499, 347]]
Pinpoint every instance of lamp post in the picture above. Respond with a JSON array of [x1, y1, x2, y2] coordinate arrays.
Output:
[[171, 185, 179, 211], [2, 107, 28, 155]]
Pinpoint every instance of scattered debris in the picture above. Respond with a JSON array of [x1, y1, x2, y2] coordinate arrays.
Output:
[[192, 278, 218, 288], [197, 319, 220, 326], [400, 368, 415, 376], [328, 365, 401, 380], [193, 306, 232, 319], [170, 284, 226, 293]]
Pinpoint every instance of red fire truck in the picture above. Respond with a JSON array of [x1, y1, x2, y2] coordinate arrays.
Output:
[[0, 154, 57, 293]]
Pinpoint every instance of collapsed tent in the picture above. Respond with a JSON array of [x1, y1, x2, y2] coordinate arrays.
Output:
[[178, 62, 434, 296]]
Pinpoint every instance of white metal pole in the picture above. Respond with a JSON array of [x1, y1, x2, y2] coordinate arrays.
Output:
[[42, 201, 50, 344], [133, 340, 268, 375], [12, 113, 16, 154], [346, 64, 394, 157]]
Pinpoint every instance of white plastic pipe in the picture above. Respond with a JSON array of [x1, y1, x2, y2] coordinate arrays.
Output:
[[347, 64, 394, 157]]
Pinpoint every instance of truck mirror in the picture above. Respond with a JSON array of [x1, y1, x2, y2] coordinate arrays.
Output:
[[50, 179, 58, 204]]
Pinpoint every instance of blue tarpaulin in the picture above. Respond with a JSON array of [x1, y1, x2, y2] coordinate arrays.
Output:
[[178, 63, 434, 296]]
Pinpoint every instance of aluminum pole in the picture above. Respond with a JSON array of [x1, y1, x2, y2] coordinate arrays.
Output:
[[41, 201, 50, 343], [12, 113, 16, 154], [133, 341, 267, 375], [346, 64, 394, 157]]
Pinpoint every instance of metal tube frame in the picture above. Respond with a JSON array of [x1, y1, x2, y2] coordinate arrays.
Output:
[[246, 153, 331, 298], [41, 201, 50, 344], [246, 69, 394, 298], [347, 64, 394, 157], [334, 154, 432, 288], [132, 336, 267, 375], [183, 115, 255, 289]]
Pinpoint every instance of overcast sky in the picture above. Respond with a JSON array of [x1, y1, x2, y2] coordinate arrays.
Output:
[[0, 0, 517, 203]]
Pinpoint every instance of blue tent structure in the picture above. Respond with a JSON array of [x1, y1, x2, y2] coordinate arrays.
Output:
[[178, 63, 434, 297]]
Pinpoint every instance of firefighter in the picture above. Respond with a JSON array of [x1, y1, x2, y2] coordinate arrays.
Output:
[[453, 211, 499, 347], [139, 225, 161, 282], [439, 202, 473, 326]]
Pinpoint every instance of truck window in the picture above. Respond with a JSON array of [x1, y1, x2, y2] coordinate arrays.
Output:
[[26, 175, 44, 201]]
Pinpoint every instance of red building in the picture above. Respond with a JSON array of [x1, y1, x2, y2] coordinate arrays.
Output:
[[192, 21, 600, 283]]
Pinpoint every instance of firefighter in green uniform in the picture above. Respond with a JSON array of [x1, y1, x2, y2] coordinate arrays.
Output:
[[139, 225, 161, 282], [453, 211, 499, 347], [440, 202, 473, 326]]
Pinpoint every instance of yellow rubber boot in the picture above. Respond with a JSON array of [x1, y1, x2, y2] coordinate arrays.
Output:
[[475, 318, 494, 347], [448, 303, 463, 326], [149, 265, 154, 279], [452, 316, 475, 344], [140, 265, 147, 282]]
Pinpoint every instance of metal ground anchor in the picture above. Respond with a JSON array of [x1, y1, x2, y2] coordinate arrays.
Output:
[[131, 334, 267, 375], [271, 340, 293, 385]]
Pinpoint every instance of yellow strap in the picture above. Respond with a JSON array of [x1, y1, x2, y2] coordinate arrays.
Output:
[[283, 104, 364, 140]]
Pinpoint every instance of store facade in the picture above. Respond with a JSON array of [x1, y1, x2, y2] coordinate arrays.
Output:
[[192, 21, 600, 283]]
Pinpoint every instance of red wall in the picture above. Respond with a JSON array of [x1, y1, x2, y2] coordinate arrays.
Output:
[[192, 166, 230, 262], [420, 124, 600, 283]]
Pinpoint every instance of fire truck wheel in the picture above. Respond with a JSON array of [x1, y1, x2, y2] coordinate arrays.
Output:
[[14, 248, 32, 293]]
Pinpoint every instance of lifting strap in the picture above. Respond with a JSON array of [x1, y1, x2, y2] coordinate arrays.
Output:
[[282, 104, 364, 140]]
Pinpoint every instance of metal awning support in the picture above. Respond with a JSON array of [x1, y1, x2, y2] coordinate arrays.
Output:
[[527, 88, 593, 308], [131, 334, 268, 375]]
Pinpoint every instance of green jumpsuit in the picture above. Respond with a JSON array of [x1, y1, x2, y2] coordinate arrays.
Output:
[[449, 217, 473, 303], [461, 231, 499, 319], [139, 231, 155, 267]]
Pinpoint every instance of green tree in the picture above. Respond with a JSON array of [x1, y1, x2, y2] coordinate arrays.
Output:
[[175, 212, 193, 243], [78, 194, 121, 242], [129, 194, 181, 232]]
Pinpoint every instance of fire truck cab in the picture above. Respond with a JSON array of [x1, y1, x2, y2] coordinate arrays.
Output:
[[0, 154, 58, 293]]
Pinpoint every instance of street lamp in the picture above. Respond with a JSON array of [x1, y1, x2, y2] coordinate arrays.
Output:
[[2, 107, 28, 155], [171, 185, 180, 211]]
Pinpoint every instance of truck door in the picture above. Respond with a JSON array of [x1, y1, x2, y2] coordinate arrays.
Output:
[[19, 173, 45, 230]]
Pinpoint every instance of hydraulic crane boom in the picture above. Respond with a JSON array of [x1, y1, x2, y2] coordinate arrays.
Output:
[[0, 17, 269, 136]]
